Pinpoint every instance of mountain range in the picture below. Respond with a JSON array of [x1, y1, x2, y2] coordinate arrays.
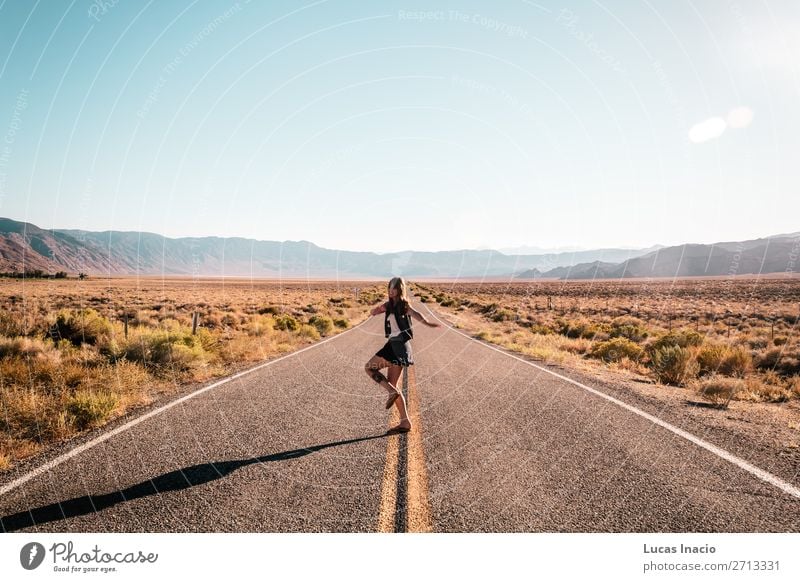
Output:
[[0, 217, 797, 279]]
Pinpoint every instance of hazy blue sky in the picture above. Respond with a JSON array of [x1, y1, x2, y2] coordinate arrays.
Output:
[[0, 0, 797, 253]]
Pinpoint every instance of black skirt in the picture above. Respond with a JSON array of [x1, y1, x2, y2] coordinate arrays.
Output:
[[375, 338, 414, 366]]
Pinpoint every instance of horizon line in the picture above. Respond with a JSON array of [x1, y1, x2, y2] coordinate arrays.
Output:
[[1, 215, 798, 257]]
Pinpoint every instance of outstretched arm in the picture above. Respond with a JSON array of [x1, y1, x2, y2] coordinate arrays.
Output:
[[370, 302, 387, 317], [409, 306, 440, 327]]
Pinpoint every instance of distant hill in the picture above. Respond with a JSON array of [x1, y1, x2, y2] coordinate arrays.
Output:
[[520, 234, 800, 279], [512, 245, 663, 278], [499, 244, 663, 263], [0, 217, 620, 278], [0, 217, 107, 273], [1, 217, 796, 279]]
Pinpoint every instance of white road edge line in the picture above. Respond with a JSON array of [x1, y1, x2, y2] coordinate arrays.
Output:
[[427, 308, 800, 500], [0, 319, 370, 498]]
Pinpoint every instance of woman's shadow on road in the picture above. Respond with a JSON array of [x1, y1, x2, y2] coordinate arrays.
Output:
[[1, 433, 389, 532]]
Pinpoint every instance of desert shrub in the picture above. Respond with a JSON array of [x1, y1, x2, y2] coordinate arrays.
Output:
[[67, 390, 119, 430], [789, 376, 800, 399], [650, 345, 698, 386], [529, 324, 554, 335], [649, 329, 703, 352], [696, 343, 728, 375], [718, 345, 752, 377], [491, 308, 515, 322], [0, 387, 71, 441], [80, 360, 152, 402], [132, 310, 156, 327], [333, 318, 349, 329], [773, 336, 788, 346], [589, 337, 644, 363], [558, 318, 609, 340], [0, 357, 33, 387], [52, 309, 113, 346], [122, 329, 209, 371], [734, 376, 794, 403], [167, 342, 208, 370], [612, 356, 651, 375], [357, 289, 382, 305], [0, 339, 84, 395], [308, 315, 333, 336], [297, 324, 321, 341], [54, 361, 87, 390], [476, 330, 495, 341], [220, 313, 238, 327], [201, 313, 223, 330], [609, 317, 650, 343], [746, 336, 769, 350], [247, 314, 275, 337], [778, 356, 800, 375], [756, 347, 782, 370], [0, 336, 53, 359], [258, 305, 281, 315], [756, 348, 800, 375], [559, 337, 592, 355], [0, 311, 25, 336], [760, 369, 784, 386], [273, 315, 299, 332], [98, 337, 124, 360], [695, 375, 744, 407], [193, 328, 219, 353]]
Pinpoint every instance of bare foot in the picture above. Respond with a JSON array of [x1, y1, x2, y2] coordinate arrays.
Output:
[[387, 421, 412, 434]]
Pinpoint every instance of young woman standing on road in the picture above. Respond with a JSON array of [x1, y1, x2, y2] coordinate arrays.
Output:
[[364, 277, 440, 433]]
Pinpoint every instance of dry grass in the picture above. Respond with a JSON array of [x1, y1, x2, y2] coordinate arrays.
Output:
[[692, 375, 745, 407], [417, 278, 800, 396], [0, 277, 382, 472]]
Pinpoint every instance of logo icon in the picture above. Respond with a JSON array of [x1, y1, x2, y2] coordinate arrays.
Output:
[[20, 542, 46, 570]]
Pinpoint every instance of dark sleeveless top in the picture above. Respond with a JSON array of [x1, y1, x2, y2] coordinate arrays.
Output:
[[384, 299, 413, 341]]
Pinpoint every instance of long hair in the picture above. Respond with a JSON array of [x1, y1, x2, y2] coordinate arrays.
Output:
[[388, 276, 409, 312]]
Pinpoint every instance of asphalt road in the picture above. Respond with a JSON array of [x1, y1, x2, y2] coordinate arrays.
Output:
[[1, 302, 798, 533]]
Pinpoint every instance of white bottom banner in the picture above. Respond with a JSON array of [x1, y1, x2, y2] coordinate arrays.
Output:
[[1, 533, 797, 581]]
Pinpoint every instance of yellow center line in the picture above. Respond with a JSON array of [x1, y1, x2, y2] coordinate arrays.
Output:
[[405, 364, 433, 532], [377, 406, 400, 532], [376, 366, 432, 532]]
